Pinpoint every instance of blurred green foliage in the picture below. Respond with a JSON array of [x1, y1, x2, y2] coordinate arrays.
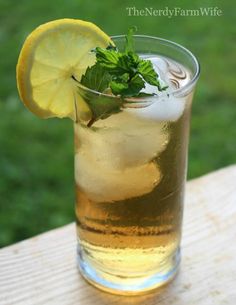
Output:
[[0, 0, 235, 247]]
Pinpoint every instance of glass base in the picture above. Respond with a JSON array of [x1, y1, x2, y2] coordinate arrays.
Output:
[[77, 245, 180, 296]]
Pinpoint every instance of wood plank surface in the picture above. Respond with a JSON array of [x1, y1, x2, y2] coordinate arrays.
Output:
[[0, 165, 236, 305]]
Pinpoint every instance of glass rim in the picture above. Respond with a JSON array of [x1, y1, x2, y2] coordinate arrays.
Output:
[[77, 35, 200, 100]]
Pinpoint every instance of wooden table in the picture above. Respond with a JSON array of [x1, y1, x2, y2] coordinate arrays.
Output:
[[0, 166, 236, 305]]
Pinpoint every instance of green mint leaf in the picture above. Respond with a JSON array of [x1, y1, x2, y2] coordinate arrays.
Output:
[[86, 95, 123, 121], [110, 74, 145, 97], [138, 59, 168, 91], [137, 60, 159, 86], [109, 73, 130, 95], [117, 73, 130, 82], [80, 63, 112, 92], [95, 48, 133, 75], [125, 26, 137, 54], [109, 80, 129, 95], [127, 51, 139, 66], [94, 47, 120, 70], [124, 74, 145, 96]]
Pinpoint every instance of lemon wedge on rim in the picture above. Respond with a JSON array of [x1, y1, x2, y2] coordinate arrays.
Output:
[[16, 18, 112, 120]]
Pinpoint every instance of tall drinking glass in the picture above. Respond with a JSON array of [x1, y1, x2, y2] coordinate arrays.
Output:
[[74, 36, 200, 295]]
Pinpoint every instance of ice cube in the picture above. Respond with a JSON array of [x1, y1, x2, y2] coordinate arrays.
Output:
[[131, 56, 188, 122], [126, 95, 185, 122], [75, 152, 161, 202], [75, 113, 169, 170]]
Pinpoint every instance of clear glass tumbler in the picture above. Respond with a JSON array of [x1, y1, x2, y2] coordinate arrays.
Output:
[[74, 35, 200, 295]]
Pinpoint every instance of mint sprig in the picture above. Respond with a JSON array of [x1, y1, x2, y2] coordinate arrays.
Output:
[[77, 27, 168, 125], [81, 27, 167, 97]]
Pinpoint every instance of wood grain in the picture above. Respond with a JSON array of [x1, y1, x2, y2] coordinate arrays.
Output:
[[0, 165, 236, 305]]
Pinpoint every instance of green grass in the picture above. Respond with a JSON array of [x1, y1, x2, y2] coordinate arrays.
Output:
[[0, 0, 235, 247]]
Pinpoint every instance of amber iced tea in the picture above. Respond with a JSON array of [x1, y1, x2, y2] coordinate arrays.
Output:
[[74, 44, 199, 294]]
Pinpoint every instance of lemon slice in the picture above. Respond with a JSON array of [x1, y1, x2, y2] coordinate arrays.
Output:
[[16, 18, 112, 120]]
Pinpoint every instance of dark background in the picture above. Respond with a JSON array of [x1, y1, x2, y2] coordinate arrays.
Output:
[[0, 0, 235, 247]]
